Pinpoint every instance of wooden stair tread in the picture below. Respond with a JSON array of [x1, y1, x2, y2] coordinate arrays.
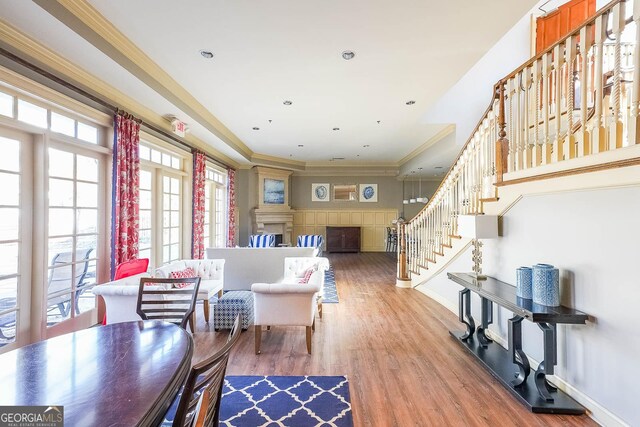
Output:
[[479, 197, 499, 202]]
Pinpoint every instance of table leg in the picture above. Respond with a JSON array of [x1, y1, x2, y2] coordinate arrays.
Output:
[[458, 289, 475, 340], [508, 315, 530, 387], [535, 322, 558, 402], [476, 297, 493, 347]]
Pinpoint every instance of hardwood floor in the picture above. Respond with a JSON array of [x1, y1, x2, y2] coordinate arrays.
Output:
[[192, 253, 596, 426]]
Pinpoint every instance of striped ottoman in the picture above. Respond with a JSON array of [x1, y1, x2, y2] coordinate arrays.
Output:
[[213, 291, 254, 331]]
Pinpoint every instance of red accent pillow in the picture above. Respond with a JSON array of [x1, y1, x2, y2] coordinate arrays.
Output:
[[300, 266, 317, 284], [169, 267, 197, 288]]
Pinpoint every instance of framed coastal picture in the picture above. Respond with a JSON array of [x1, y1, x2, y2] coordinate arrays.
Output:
[[359, 184, 378, 202], [311, 183, 330, 202], [263, 178, 285, 204]]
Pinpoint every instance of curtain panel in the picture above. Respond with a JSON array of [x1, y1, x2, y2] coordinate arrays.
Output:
[[227, 168, 237, 247], [110, 112, 141, 278], [192, 151, 206, 259]]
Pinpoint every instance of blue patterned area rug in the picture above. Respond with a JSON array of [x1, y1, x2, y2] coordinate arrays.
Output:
[[323, 268, 339, 304], [220, 375, 353, 427]]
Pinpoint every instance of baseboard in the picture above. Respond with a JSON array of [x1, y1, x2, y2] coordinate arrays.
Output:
[[486, 331, 629, 427], [415, 285, 458, 314], [416, 291, 628, 426]]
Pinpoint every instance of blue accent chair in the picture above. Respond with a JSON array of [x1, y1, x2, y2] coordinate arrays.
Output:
[[248, 234, 276, 248], [296, 235, 324, 255]]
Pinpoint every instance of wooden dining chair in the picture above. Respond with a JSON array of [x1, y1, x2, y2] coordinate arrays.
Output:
[[171, 315, 241, 427], [136, 277, 201, 331], [191, 389, 210, 427]]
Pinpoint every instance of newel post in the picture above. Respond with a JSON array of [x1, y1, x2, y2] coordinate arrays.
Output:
[[495, 80, 510, 183], [396, 219, 411, 288]]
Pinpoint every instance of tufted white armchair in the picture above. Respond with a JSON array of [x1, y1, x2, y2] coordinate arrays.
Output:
[[252, 257, 329, 354], [283, 257, 329, 318], [154, 259, 225, 322]]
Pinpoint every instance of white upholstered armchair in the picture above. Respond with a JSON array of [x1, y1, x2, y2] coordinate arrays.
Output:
[[252, 257, 329, 354]]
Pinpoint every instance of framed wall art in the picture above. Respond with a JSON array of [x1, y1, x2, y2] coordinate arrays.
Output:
[[311, 183, 330, 202], [359, 184, 378, 202]]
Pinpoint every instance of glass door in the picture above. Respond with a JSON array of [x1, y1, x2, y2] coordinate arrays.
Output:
[[45, 144, 102, 337], [0, 128, 32, 352]]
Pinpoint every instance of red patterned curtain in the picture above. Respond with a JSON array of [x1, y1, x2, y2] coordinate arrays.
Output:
[[192, 151, 206, 259], [227, 168, 237, 247], [110, 111, 141, 278]]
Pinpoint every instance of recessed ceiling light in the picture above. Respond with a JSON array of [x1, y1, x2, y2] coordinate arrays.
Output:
[[406, 100, 416, 105], [298, 144, 304, 147], [363, 144, 370, 148], [341, 50, 355, 60], [333, 127, 340, 131], [199, 50, 214, 59], [252, 127, 260, 130], [283, 100, 293, 105]]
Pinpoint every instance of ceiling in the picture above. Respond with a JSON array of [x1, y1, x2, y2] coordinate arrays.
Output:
[[0, 0, 537, 167]]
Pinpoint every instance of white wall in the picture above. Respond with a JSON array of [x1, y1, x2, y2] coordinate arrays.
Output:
[[419, 186, 640, 426]]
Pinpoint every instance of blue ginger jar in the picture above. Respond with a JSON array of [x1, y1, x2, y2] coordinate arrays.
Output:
[[532, 264, 560, 306]]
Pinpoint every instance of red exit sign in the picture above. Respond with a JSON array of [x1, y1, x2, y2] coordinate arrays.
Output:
[[171, 119, 187, 137]]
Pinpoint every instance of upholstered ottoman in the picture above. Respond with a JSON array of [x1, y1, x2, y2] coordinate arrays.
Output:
[[213, 291, 254, 331]]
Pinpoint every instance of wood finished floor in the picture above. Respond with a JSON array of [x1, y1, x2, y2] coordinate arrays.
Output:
[[192, 253, 596, 427]]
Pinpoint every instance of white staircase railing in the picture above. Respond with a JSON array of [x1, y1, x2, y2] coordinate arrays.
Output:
[[398, 0, 640, 283]]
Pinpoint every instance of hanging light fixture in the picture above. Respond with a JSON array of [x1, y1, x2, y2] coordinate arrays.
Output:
[[416, 167, 429, 204], [402, 175, 409, 204], [409, 171, 417, 204]]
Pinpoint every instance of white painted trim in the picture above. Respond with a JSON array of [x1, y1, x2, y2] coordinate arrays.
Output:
[[415, 285, 458, 314], [395, 278, 412, 288]]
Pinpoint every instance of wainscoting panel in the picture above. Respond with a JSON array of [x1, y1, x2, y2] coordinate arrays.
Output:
[[293, 209, 398, 252]]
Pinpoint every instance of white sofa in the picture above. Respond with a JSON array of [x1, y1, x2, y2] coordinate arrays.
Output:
[[93, 272, 152, 324], [154, 259, 225, 322], [93, 259, 224, 325], [252, 257, 330, 354], [206, 247, 317, 291]]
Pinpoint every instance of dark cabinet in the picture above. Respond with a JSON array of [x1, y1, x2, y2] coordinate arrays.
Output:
[[326, 226, 360, 253]]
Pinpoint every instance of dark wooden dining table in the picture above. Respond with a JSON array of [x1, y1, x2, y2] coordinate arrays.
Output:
[[0, 320, 193, 427]]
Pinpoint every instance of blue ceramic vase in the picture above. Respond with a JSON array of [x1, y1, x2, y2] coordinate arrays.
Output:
[[516, 267, 532, 299], [532, 264, 560, 306]]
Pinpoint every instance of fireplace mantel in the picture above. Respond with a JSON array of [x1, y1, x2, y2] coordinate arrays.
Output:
[[251, 208, 295, 245]]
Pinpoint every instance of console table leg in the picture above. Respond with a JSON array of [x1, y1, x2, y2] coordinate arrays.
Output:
[[535, 322, 558, 401], [476, 297, 494, 347], [458, 289, 475, 340], [508, 315, 530, 387]]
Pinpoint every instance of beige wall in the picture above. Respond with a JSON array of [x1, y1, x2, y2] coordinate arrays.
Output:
[[235, 172, 441, 246], [293, 209, 398, 252]]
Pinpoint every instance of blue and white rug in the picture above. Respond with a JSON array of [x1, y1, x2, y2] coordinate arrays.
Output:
[[220, 375, 353, 427], [322, 268, 339, 304]]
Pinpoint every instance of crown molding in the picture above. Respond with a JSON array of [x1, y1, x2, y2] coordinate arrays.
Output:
[[251, 152, 306, 170], [398, 124, 455, 165], [33, 0, 253, 160], [0, 19, 241, 168]]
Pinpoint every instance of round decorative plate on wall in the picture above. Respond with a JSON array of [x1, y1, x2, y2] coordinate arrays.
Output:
[[359, 184, 378, 202], [311, 183, 330, 202]]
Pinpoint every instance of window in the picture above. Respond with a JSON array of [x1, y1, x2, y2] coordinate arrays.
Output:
[[47, 147, 101, 326], [139, 142, 186, 267], [162, 175, 181, 264], [0, 135, 21, 348], [17, 99, 47, 128], [204, 167, 227, 248]]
